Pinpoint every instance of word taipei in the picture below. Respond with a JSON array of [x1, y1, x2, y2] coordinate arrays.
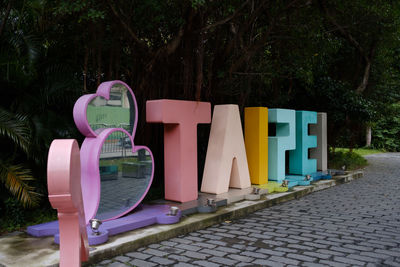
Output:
[[147, 101, 329, 203]]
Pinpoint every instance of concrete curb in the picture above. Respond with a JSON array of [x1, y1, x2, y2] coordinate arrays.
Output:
[[84, 170, 364, 266]]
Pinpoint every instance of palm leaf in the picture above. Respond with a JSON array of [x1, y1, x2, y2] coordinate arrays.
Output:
[[0, 107, 30, 155], [0, 163, 40, 207]]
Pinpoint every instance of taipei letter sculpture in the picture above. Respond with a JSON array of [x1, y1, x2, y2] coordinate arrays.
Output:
[[47, 139, 89, 267], [201, 105, 251, 194], [146, 100, 211, 202], [268, 109, 296, 185], [289, 110, 317, 175], [310, 112, 328, 171], [244, 107, 268, 185]]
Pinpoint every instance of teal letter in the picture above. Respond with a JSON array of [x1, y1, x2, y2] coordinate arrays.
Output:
[[268, 109, 296, 183], [289, 111, 317, 175]]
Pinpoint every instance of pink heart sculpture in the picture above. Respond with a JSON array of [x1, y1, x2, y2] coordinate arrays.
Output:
[[73, 80, 154, 224]]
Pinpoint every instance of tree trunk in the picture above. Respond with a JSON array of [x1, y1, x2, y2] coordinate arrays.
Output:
[[365, 125, 372, 147]]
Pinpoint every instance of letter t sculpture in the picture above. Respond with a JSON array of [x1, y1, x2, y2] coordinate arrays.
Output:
[[146, 100, 211, 202]]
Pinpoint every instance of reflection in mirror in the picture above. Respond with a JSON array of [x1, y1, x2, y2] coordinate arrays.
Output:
[[86, 83, 136, 134], [96, 131, 152, 220]]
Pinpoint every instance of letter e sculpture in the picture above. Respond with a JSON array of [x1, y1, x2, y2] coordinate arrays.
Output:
[[289, 110, 317, 175], [310, 112, 328, 171]]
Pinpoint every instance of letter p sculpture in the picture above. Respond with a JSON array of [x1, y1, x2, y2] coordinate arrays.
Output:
[[47, 139, 89, 267]]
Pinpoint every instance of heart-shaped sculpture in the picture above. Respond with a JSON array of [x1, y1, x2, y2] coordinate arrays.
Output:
[[73, 81, 154, 223]]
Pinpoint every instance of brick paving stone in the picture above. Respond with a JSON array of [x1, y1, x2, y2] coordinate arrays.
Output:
[[315, 249, 345, 256], [215, 246, 240, 254], [208, 256, 237, 265], [173, 263, 197, 267], [252, 259, 283, 267], [128, 259, 156, 267], [176, 244, 202, 252], [303, 242, 329, 249], [160, 241, 178, 247], [182, 251, 210, 260], [333, 256, 365, 265], [286, 253, 317, 262], [303, 251, 331, 260], [237, 235, 258, 242], [343, 244, 374, 252], [244, 245, 257, 251], [170, 238, 192, 244], [375, 249, 400, 257], [383, 260, 400, 267], [192, 242, 217, 249], [142, 248, 168, 257], [227, 254, 253, 262], [102, 153, 400, 267], [347, 253, 383, 263], [206, 240, 226, 246], [256, 248, 285, 256], [287, 244, 314, 251], [149, 256, 176, 265], [268, 255, 300, 265], [319, 259, 350, 267], [232, 244, 246, 249], [192, 260, 220, 267], [158, 246, 185, 254], [114, 256, 130, 263], [185, 236, 205, 242], [148, 244, 161, 249], [168, 254, 191, 262], [302, 263, 327, 267], [260, 240, 286, 247], [107, 262, 128, 267], [329, 246, 357, 254], [275, 247, 298, 253], [198, 248, 226, 257]]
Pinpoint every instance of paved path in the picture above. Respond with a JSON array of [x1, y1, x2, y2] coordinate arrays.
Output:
[[92, 153, 400, 267]]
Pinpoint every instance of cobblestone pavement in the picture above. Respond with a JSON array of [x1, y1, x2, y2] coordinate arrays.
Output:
[[93, 153, 400, 267]]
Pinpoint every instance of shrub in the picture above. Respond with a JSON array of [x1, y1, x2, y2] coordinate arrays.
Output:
[[328, 150, 368, 170]]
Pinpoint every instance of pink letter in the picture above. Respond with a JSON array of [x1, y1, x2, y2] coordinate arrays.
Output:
[[47, 139, 89, 267], [146, 100, 211, 202], [201, 105, 251, 194]]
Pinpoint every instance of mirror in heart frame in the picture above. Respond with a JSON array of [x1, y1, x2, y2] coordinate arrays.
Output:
[[73, 81, 154, 223]]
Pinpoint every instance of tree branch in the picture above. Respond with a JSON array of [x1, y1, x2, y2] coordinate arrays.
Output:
[[318, 0, 367, 61], [0, 2, 12, 38], [106, 0, 150, 53], [199, 0, 251, 33], [318, 0, 376, 94]]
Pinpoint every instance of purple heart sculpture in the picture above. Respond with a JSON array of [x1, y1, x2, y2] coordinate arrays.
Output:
[[73, 80, 154, 223]]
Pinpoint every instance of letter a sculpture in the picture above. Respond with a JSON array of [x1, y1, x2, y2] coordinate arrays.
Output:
[[47, 139, 89, 267]]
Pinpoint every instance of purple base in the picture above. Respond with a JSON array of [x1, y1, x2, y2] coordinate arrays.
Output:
[[27, 204, 181, 246]]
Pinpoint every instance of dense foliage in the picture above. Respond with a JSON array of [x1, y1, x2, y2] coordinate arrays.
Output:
[[0, 0, 399, 228]]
